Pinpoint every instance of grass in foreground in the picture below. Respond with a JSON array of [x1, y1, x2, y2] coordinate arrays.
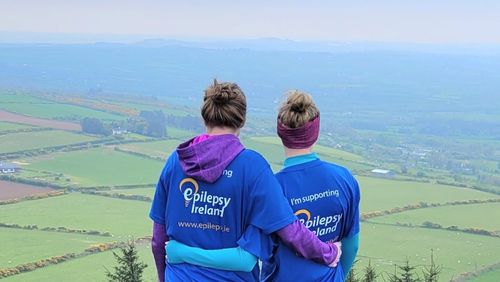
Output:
[[2, 243, 157, 282], [358, 222, 500, 281], [0, 228, 114, 269]]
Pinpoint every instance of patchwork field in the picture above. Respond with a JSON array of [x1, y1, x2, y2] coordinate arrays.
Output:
[[1, 94, 499, 281], [22, 148, 163, 187], [0, 130, 96, 154]]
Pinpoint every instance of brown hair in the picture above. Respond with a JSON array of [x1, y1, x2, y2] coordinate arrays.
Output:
[[201, 79, 247, 129], [278, 90, 319, 128]]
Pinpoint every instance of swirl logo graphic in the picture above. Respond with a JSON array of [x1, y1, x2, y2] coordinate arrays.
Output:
[[179, 178, 199, 207], [294, 209, 311, 221]]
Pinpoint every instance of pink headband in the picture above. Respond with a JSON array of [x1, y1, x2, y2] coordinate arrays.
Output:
[[277, 115, 320, 149]]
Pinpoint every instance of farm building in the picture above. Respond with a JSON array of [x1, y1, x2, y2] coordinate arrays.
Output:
[[112, 127, 128, 135], [370, 168, 395, 178], [0, 162, 19, 174]]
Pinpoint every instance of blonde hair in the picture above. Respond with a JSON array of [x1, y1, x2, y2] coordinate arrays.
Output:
[[278, 90, 319, 128], [201, 79, 247, 129]]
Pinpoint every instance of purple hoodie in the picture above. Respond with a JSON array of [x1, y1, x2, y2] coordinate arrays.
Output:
[[151, 134, 338, 281], [176, 134, 244, 183]]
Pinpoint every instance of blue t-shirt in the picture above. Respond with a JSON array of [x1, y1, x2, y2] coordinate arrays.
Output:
[[262, 159, 360, 282], [149, 149, 297, 282]]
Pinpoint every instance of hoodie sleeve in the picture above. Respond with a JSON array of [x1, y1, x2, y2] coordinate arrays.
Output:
[[276, 220, 338, 265]]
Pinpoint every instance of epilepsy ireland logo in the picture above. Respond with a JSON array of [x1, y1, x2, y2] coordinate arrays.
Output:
[[178, 177, 231, 217], [179, 178, 199, 207], [295, 209, 342, 237]]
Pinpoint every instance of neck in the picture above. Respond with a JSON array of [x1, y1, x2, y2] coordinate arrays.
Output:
[[284, 147, 312, 158], [206, 126, 239, 136]]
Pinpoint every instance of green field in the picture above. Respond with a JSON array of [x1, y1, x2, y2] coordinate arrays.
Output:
[[358, 222, 500, 281], [245, 136, 372, 172], [0, 193, 151, 237], [0, 93, 124, 121], [470, 268, 500, 282], [110, 187, 155, 197], [0, 130, 96, 154], [0, 228, 114, 269], [166, 126, 197, 139], [24, 148, 163, 186], [0, 121, 36, 131], [357, 176, 499, 212], [2, 243, 157, 282], [118, 139, 180, 159], [251, 136, 364, 162], [371, 203, 500, 231]]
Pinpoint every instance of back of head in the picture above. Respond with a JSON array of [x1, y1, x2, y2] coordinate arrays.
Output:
[[201, 79, 247, 129], [278, 90, 319, 128]]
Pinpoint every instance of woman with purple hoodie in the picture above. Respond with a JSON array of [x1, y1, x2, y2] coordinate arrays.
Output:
[[149, 80, 340, 281]]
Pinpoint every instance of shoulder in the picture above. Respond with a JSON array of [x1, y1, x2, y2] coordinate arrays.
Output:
[[236, 149, 270, 167], [322, 161, 352, 176], [320, 161, 359, 187], [158, 151, 179, 178]]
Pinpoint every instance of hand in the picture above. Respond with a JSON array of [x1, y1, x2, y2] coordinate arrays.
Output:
[[328, 242, 342, 268]]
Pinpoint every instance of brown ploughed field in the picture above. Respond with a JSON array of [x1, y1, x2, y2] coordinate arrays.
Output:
[[0, 180, 54, 200], [0, 110, 81, 131]]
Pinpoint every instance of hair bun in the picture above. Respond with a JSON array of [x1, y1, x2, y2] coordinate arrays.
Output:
[[288, 92, 312, 113], [211, 88, 232, 105], [206, 79, 238, 105]]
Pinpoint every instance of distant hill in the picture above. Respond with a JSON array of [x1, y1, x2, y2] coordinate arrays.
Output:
[[0, 40, 499, 138]]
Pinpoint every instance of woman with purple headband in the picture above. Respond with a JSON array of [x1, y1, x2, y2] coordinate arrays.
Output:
[[165, 90, 360, 281], [149, 82, 341, 282]]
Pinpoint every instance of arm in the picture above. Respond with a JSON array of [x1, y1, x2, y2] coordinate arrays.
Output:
[[276, 220, 341, 266], [340, 233, 359, 275], [166, 240, 257, 272], [152, 223, 168, 282]]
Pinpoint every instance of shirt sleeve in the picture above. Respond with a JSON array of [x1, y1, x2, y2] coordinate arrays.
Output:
[[149, 155, 174, 225], [245, 165, 297, 234]]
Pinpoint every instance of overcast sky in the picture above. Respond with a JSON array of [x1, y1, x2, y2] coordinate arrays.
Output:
[[2, 0, 500, 43]]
